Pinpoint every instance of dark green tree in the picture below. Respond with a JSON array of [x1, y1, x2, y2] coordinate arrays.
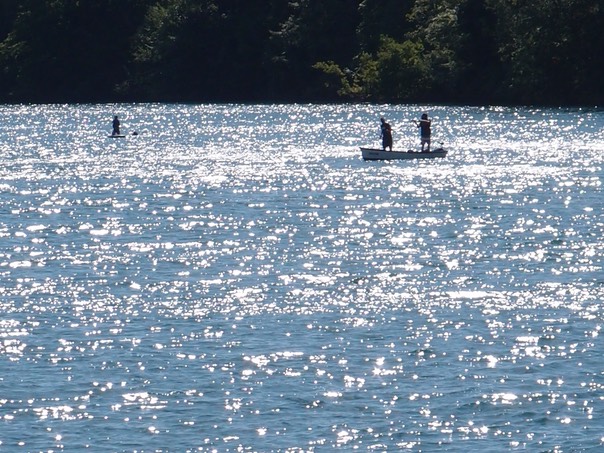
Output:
[[0, 0, 18, 41], [268, 0, 361, 101], [2, 0, 603, 105], [357, 0, 415, 53], [405, 0, 464, 101], [0, 0, 149, 102], [487, 0, 604, 104], [455, 0, 503, 103], [128, 0, 288, 101]]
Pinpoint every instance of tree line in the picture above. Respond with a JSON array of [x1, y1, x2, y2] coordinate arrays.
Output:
[[1, 0, 603, 106]]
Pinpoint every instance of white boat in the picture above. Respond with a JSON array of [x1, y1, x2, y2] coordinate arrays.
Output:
[[361, 147, 447, 160]]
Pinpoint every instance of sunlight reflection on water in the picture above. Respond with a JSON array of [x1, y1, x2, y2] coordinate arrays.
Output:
[[0, 103, 602, 451]]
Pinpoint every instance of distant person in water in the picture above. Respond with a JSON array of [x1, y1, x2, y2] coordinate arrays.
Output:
[[112, 115, 121, 136], [414, 113, 431, 152], [380, 117, 393, 151]]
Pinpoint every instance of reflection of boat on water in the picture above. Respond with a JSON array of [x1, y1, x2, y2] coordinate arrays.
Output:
[[361, 147, 447, 161]]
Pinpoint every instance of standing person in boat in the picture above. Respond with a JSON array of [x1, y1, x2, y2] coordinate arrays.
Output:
[[414, 113, 431, 152], [112, 115, 121, 136], [380, 117, 393, 151]]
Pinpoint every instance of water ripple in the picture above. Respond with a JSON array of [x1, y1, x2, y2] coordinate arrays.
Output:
[[0, 103, 602, 451]]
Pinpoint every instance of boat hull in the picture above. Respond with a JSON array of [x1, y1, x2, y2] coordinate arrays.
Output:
[[361, 147, 447, 160]]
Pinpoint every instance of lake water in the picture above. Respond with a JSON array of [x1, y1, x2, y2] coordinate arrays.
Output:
[[0, 103, 602, 451]]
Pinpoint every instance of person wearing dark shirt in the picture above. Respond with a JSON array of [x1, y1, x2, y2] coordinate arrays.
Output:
[[380, 117, 393, 151], [414, 113, 431, 152], [112, 115, 121, 136]]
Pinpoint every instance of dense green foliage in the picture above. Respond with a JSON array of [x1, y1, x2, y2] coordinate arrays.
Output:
[[1, 0, 603, 105]]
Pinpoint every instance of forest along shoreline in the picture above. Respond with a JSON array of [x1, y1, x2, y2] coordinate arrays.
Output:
[[0, 1, 601, 107]]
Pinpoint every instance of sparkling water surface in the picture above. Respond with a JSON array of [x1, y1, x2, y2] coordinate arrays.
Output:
[[0, 104, 602, 451]]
